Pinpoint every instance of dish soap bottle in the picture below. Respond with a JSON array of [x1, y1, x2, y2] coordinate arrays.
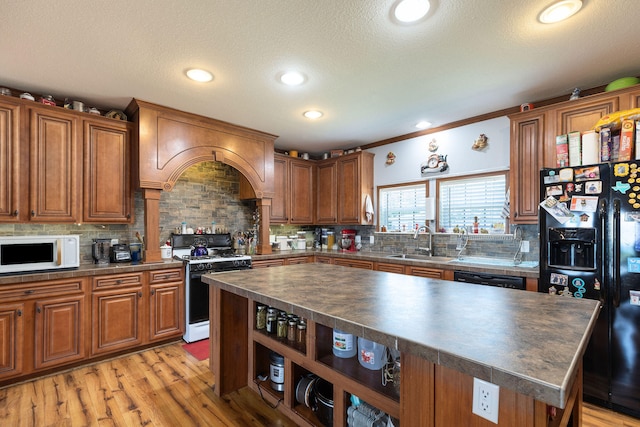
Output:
[[473, 216, 479, 234]]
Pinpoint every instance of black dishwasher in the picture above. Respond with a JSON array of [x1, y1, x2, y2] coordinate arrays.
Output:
[[453, 270, 526, 290]]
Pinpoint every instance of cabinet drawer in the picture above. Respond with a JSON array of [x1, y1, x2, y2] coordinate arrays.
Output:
[[285, 256, 312, 265], [148, 268, 183, 284], [333, 259, 374, 270], [0, 279, 85, 300], [314, 256, 333, 264], [92, 273, 143, 290], [375, 262, 405, 274], [252, 259, 285, 268], [406, 266, 443, 279]]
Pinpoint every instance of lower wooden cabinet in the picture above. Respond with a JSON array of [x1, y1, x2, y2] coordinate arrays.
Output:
[[148, 268, 184, 342], [34, 294, 85, 370], [0, 267, 185, 387], [405, 266, 444, 279], [375, 262, 406, 274], [0, 303, 24, 381], [252, 259, 286, 268]]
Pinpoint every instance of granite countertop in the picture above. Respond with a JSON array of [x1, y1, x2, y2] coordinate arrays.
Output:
[[252, 249, 540, 278], [203, 263, 599, 408], [0, 259, 185, 285]]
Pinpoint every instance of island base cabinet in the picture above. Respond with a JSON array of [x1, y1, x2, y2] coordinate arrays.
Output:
[[208, 287, 582, 427]]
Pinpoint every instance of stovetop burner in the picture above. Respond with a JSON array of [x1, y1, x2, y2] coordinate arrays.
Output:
[[174, 253, 251, 263]]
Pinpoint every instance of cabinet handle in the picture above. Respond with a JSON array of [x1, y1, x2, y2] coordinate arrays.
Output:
[[31, 210, 35, 217], [36, 306, 41, 314], [151, 289, 156, 295], [127, 213, 131, 219], [116, 279, 123, 285], [138, 291, 143, 298], [17, 309, 22, 317], [12, 210, 18, 216], [24, 289, 35, 295]]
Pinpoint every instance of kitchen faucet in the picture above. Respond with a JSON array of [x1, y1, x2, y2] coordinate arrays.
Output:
[[413, 225, 433, 256]]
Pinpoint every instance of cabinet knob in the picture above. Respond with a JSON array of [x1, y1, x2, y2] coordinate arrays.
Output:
[[24, 289, 35, 295], [151, 289, 156, 296], [12, 210, 18, 216], [116, 279, 123, 285], [17, 309, 22, 317], [36, 306, 41, 314], [127, 213, 131, 219], [138, 291, 143, 298], [31, 210, 35, 217]]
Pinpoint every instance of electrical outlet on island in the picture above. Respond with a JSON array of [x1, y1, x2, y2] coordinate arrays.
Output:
[[472, 377, 499, 424]]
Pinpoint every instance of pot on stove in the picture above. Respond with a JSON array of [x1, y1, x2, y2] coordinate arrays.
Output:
[[190, 237, 208, 257]]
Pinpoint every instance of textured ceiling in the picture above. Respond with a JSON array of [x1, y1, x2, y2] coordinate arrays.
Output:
[[1, 0, 638, 155]]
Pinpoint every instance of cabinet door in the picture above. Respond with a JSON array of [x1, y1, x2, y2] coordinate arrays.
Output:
[[92, 288, 143, 355], [553, 97, 618, 137], [510, 112, 545, 224], [270, 155, 288, 223], [337, 156, 361, 223], [251, 259, 286, 268], [289, 159, 314, 224], [0, 100, 21, 222], [83, 119, 132, 223], [375, 262, 405, 274], [29, 107, 80, 222], [0, 303, 24, 380], [34, 295, 85, 370], [149, 283, 183, 341], [317, 161, 337, 224]]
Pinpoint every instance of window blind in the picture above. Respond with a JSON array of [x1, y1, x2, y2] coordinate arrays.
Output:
[[438, 175, 507, 231], [379, 184, 427, 232]]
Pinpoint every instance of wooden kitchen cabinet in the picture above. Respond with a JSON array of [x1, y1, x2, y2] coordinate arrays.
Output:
[[0, 302, 24, 381], [271, 154, 315, 224], [316, 160, 338, 223], [375, 262, 405, 274], [0, 98, 22, 222], [83, 118, 133, 223], [91, 273, 144, 355], [33, 294, 85, 370], [251, 258, 286, 268], [148, 268, 184, 342], [509, 85, 640, 224], [337, 152, 374, 225], [509, 111, 546, 224], [29, 105, 81, 222], [316, 151, 374, 225]]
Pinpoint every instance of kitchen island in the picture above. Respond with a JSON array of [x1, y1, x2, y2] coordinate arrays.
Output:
[[204, 263, 600, 426]]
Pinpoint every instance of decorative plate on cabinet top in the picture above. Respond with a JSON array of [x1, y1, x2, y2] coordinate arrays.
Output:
[[106, 110, 127, 120]]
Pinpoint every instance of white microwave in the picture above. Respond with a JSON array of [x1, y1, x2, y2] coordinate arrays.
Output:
[[0, 235, 80, 274]]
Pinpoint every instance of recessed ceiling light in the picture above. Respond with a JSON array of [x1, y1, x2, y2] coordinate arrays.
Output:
[[393, 0, 431, 23], [186, 68, 213, 82], [280, 71, 306, 86], [303, 110, 323, 119], [539, 0, 582, 24], [415, 120, 432, 129]]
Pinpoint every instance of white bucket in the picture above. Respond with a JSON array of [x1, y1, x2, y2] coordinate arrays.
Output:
[[358, 338, 387, 370], [332, 329, 356, 358]]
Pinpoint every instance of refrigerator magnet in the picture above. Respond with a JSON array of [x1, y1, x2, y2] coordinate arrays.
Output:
[[627, 258, 640, 273], [570, 196, 598, 212], [593, 279, 601, 291], [575, 166, 600, 181], [585, 181, 602, 194], [630, 290, 640, 306], [558, 168, 574, 182]]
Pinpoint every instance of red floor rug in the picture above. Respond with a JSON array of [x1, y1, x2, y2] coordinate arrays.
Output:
[[182, 339, 210, 361]]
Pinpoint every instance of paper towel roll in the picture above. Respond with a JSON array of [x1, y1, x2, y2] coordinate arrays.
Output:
[[582, 131, 599, 165]]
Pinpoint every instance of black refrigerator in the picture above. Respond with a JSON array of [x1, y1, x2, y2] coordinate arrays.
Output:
[[539, 162, 640, 418]]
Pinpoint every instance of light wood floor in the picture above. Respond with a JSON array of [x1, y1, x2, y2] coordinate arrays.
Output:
[[0, 341, 638, 426]]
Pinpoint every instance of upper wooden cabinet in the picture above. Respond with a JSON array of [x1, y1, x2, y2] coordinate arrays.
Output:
[[0, 98, 133, 224], [510, 84, 640, 224], [270, 154, 314, 224], [0, 98, 21, 222], [29, 106, 81, 222], [316, 160, 338, 224], [83, 119, 133, 223], [316, 151, 374, 225]]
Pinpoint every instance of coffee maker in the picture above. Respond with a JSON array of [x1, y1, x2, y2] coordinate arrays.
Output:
[[92, 239, 111, 266]]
